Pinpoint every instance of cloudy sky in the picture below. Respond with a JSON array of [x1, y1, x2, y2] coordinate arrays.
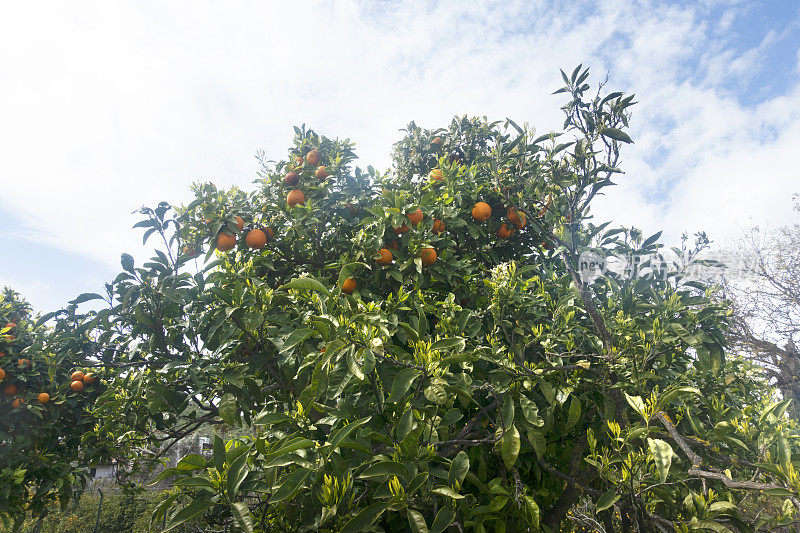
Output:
[[1, 0, 799, 311]]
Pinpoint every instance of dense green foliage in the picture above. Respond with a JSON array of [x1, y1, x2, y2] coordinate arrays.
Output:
[[5, 66, 800, 532]]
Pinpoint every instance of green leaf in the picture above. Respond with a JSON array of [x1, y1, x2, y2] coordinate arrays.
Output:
[[490, 496, 508, 512], [424, 384, 447, 405], [566, 396, 581, 429], [430, 507, 455, 533], [213, 436, 225, 473], [281, 328, 314, 353], [164, 500, 214, 531], [219, 393, 237, 425], [501, 424, 521, 469], [658, 386, 700, 409], [359, 461, 408, 479], [596, 489, 619, 512], [764, 487, 795, 497], [502, 401, 515, 431], [523, 496, 540, 528], [448, 451, 469, 487], [647, 438, 674, 483], [174, 476, 215, 490], [281, 277, 329, 295], [327, 416, 371, 453], [430, 338, 466, 352], [69, 293, 104, 305], [624, 393, 648, 422], [121, 253, 135, 273], [265, 438, 315, 461], [269, 468, 310, 503], [407, 509, 429, 533], [254, 412, 291, 426], [690, 520, 734, 533], [601, 127, 633, 144], [341, 503, 389, 533], [388, 368, 421, 403], [226, 453, 248, 499], [527, 429, 546, 458], [176, 454, 206, 471], [398, 409, 414, 440], [708, 501, 737, 514], [231, 502, 254, 533], [431, 487, 465, 499], [778, 436, 792, 473]]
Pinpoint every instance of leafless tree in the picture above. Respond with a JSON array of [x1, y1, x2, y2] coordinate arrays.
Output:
[[717, 195, 800, 414]]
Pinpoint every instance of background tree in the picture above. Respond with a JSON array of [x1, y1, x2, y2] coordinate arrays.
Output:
[[6, 67, 800, 532], [717, 196, 800, 417], [0, 289, 109, 532]]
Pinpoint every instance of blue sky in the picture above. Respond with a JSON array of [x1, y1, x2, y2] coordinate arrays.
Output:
[[1, 0, 799, 312]]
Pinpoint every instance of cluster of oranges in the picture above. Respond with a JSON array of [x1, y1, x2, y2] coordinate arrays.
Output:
[[204, 147, 531, 296], [214, 214, 275, 253], [1, 321, 98, 409]]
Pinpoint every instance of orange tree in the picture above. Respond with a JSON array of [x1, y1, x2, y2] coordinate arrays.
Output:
[[0, 289, 109, 531], [21, 66, 800, 532]]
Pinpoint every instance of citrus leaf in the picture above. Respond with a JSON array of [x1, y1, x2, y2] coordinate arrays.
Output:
[[341, 503, 389, 533], [596, 489, 619, 512], [448, 451, 469, 487], [269, 468, 310, 503], [164, 500, 214, 531], [601, 127, 633, 143], [231, 502, 254, 533], [407, 509, 429, 533], [647, 438, 674, 483], [281, 277, 329, 295], [501, 424, 521, 469], [388, 368, 421, 403], [430, 507, 455, 533]]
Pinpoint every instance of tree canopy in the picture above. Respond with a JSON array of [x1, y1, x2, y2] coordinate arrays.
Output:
[[3, 66, 800, 532]]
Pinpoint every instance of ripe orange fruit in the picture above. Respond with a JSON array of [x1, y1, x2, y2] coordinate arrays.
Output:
[[0, 351, 5, 358], [388, 240, 399, 250], [376, 248, 393, 266], [284, 171, 299, 186], [315, 166, 329, 180], [217, 232, 236, 252], [420, 247, 437, 266], [306, 150, 320, 166], [287, 189, 306, 207], [83, 373, 96, 384], [393, 224, 409, 235], [538, 195, 552, 217], [11, 397, 23, 408], [497, 223, 513, 239], [246, 229, 268, 249], [70, 380, 84, 392], [4, 322, 16, 330], [71, 371, 84, 382], [508, 207, 526, 229], [0, 368, 5, 381], [431, 136, 442, 147], [407, 208, 424, 226], [342, 278, 356, 295], [432, 219, 445, 234], [4, 383, 18, 395], [234, 216, 244, 231], [37, 392, 50, 404], [429, 168, 444, 181], [472, 202, 491, 222], [17, 358, 30, 369]]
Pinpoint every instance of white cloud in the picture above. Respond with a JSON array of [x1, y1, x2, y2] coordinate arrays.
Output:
[[0, 0, 798, 281]]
